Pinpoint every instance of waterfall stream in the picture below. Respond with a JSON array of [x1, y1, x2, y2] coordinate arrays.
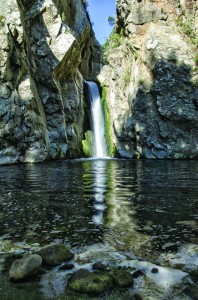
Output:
[[85, 81, 107, 158]]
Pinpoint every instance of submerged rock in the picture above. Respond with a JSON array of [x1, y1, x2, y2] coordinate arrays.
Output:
[[157, 243, 198, 275], [75, 243, 127, 264], [184, 285, 198, 300], [36, 244, 74, 266], [9, 254, 42, 281], [59, 263, 75, 270]]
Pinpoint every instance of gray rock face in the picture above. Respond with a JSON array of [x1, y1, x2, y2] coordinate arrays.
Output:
[[9, 254, 42, 280], [0, 0, 101, 164], [99, 0, 198, 158]]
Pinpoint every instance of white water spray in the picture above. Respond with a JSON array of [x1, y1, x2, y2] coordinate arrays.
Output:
[[85, 81, 107, 158]]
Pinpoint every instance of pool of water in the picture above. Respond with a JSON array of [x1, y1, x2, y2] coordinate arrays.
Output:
[[0, 159, 197, 298]]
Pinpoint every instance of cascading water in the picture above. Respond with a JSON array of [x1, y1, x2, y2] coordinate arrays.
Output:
[[85, 81, 107, 158]]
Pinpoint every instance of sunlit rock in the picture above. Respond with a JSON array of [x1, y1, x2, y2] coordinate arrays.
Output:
[[0, 0, 101, 164], [99, 0, 198, 159]]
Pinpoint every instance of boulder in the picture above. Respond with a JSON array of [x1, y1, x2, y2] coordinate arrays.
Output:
[[67, 268, 133, 296], [67, 269, 113, 295], [59, 263, 74, 270], [9, 254, 42, 281], [36, 244, 74, 266], [109, 268, 133, 288], [92, 262, 107, 270]]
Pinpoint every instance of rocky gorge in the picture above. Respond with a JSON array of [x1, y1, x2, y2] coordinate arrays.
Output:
[[0, 0, 197, 164], [0, 1, 198, 299], [99, 0, 198, 159], [0, 0, 101, 164]]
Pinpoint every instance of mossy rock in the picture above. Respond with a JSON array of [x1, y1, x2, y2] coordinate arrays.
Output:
[[67, 269, 113, 296], [55, 290, 131, 300], [9, 254, 42, 281], [82, 131, 94, 157], [109, 268, 134, 288], [36, 244, 74, 266], [105, 290, 131, 300], [55, 292, 98, 300], [101, 87, 116, 157]]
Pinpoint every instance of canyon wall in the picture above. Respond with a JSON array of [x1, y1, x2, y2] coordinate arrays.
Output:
[[0, 0, 101, 164], [1, 0, 198, 163], [99, 0, 198, 158]]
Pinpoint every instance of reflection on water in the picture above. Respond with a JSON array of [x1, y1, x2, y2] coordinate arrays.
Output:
[[0, 159, 197, 252], [0, 159, 198, 298], [83, 160, 108, 225]]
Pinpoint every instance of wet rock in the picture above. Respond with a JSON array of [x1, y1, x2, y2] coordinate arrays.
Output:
[[106, 290, 131, 300], [9, 254, 42, 281], [162, 242, 178, 252], [36, 244, 74, 266], [75, 243, 127, 264], [59, 263, 74, 270], [132, 269, 145, 278], [184, 285, 198, 300], [109, 268, 134, 288], [67, 269, 113, 295], [158, 244, 198, 274], [38, 267, 48, 275], [119, 259, 188, 289], [134, 294, 143, 300], [151, 268, 158, 274], [92, 262, 107, 270], [61, 289, 131, 300], [56, 292, 97, 300]]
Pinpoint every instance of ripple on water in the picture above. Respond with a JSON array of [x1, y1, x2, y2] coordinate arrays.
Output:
[[0, 159, 197, 298]]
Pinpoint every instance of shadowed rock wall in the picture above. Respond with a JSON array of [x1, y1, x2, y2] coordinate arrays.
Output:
[[0, 0, 101, 164], [99, 0, 198, 158]]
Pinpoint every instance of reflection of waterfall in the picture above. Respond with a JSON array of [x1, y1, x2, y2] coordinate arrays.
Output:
[[83, 160, 107, 225], [92, 161, 107, 225], [85, 81, 107, 158]]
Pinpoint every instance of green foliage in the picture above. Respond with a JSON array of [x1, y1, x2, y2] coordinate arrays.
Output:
[[0, 15, 5, 25], [61, 12, 66, 22], [133, 51, 139, 59], [108, 16, 115, 27], [102, 28, 124, 63], [101, 87, 116, 157], [82, 131, 94, 157], [177, 17, 198, 47], [195, 53, 198, 66], [123, 67, 131, 85]]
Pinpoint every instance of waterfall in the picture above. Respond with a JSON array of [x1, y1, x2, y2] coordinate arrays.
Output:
[[85, 81, 107, 158]]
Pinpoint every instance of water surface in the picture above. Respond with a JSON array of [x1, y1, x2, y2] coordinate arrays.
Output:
[[0, 159, 197, 298]]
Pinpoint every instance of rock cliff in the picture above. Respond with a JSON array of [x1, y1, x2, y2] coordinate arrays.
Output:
[[99, 0, 198, 158], [0, 0, 101, 164]]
